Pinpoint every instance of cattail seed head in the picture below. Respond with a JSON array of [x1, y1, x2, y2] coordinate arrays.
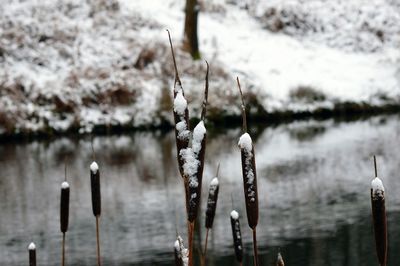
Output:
[[184, 121, 207, 222], [205, 177, 219, 229], [90, 161, 101, 217], [230, 210, 243, 263], [174, 236, 188, 266], [238, 133, 259, 229], [371, 176, 387, 266], [28, 242, 36, 266], [60, 181, 70, 233]]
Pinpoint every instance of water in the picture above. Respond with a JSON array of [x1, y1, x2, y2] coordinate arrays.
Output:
[[1, 115, 400, 265]]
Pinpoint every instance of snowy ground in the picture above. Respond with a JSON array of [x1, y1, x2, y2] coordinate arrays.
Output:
[[1, 0, 399, 135]]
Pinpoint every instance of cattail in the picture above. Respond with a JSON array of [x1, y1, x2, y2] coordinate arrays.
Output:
[[237, 77, 259, 266], [60, 181, 70, 233], [371, 156, 387, 266], [205, 176, 219, 229], [230, 210, 243, 265], [276, 252, 285, 266], [90, 161, 101, 266], [174, 236, 188, 266], [167, 30, 190, 179], [28, 242, 36, 266], [60, 180, 70, 266], [179, 62, 209, 266], [90, 161, 101, 217], [203, 166, 220, 260]]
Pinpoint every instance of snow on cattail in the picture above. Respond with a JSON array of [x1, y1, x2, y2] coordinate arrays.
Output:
[[60, 181, 70, 233], [205, 175, 219, 229], [174, 236, 189, 266], [203, 167, 220, 261], [28, 242, 36, 266], [276, 252, 285, 266], [167, 30, 190, 179], [230, 210, 243, 264], [90, 161, 101, 217], [238, 132, 258, 229], [371, 156, 387, 266], [184, 120, 207, 222]]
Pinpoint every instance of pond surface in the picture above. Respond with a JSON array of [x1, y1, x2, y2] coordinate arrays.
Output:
[[1, 115, 400, 265]]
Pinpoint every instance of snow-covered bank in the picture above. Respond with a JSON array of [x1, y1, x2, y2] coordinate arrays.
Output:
[[1, 0, 399, 135]]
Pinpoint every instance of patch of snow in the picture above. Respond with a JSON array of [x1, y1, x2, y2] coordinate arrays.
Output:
[[61, 181, 69, 189], [175, 121, 190, 140], [210, 177, 219, 186], [230, 210, 239, 220], [90, 161, 99, 174], [192, 121, 206, 154], [371, 177, 385, 193], [238, 133, 252, 151], [175, 236, 188, 266], [28, 242, 36, 250], [173, 91, 187, 116]]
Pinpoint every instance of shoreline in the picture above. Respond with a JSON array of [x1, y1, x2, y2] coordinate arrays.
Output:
[[1, 102, 399, 142]]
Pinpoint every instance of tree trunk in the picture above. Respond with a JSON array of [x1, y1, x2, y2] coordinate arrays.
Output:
[[184, 0, 200, 60]]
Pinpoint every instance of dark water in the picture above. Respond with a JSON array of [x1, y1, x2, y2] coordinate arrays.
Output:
[[1, 115, 400, 265]]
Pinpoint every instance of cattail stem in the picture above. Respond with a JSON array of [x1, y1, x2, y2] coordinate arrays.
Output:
[[62, 233, 66, 266], [188, 221, 195, 266], [96, 216, 101, 266], [374, 155, 378, 177], [252, 228, 259, 266], [203, 228, 209, 260]]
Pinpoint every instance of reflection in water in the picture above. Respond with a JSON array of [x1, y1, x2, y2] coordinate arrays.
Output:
[[0, 116, 400, 265]]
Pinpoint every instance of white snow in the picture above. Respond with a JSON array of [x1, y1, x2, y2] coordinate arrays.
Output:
[[180, 120, 206, 188], [208, 177, 219, 196], [238, 133, 253, 151], [230, 210, 239, 220], [174, 239, 180, 251], [180, 148, 199, 181], [175, 121, 190, 140], [90, 161, 99, 174], [28, 242, 36, 250], [371, 177, 385, 193], [175, 236, 188, 266], [61, 181, 69, 189], [210, 177, 219, 186], [192, 121, 206, 154], [173, 91, 187, 116]]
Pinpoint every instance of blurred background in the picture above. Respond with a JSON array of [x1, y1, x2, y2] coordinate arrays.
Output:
[[0, 0, 400, 265]]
